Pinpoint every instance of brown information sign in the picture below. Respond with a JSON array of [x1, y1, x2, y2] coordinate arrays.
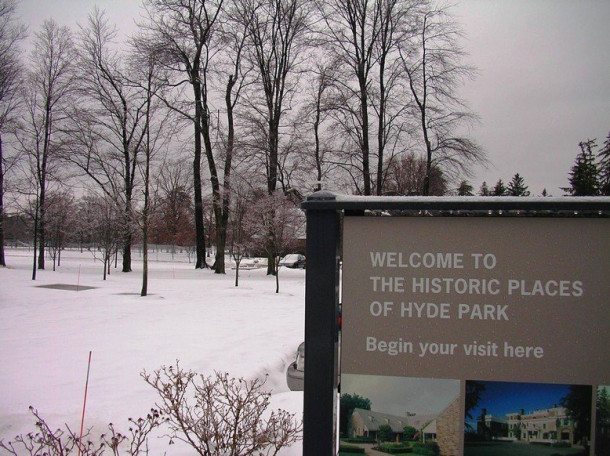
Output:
[[342, 217, 609, 384]]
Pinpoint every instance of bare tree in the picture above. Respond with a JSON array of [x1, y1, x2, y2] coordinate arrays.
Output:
[[79, 193, 123, 280], [129, 35, 176, 296], [44, 189, 75, 271], [141, 0, 224, 270], [315, 0, 413, 195], [315, 0, 376, 195], [69, 9, 153, 273], [151, 159, 196, 248], [228, 177, 253, 287], [246, 191, 303, 293], [371, 0, 415, 194], [239, 0, 309, 275], [242, 0, 309, 195], [300, 62, 338, 192], [0, 0, 26, 267], [399, 4, 484, 195], [15, 19, 74, 279], [201, 0, 253, 274], [383, 151, 446, 195]]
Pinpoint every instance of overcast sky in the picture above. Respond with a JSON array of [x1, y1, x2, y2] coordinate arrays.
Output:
[[16, 0, 610, 195], [342, 374, 460, 417]]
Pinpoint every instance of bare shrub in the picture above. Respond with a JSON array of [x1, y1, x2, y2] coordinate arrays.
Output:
[[0, 406, 163, 456], [142, 362, 302, 456]]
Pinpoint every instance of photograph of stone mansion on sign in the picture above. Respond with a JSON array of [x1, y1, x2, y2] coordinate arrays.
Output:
[[465, 380, 592, 455], [477, 405, 576, 443]]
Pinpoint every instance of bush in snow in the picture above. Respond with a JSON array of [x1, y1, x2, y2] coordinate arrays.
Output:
[[142, 362, 302, 456], [0, 406, 164, 455]]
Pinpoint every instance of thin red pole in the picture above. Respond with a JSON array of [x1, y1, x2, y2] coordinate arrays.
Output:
[[77, 351, 92, 456]]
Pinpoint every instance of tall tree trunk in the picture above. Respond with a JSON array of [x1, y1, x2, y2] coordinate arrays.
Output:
[[122, 186, 133, 272], [201, 93, 224, 274], [314, 92, 323, 191], [141, 68, 153, 295], [193, 78, 207, 270], [359, 75, 371, 196], [212, 75, 238, 275], [122, 128, 133, 273], [37, 189, 45, 270], [275, 258, 280, 294], [38, 98, 53, 271], [376, 57, 387, 196], [32, 206, 38, 280], [141, 185, 149, 296], [0, 134, 5, 267], [266, 117, 280, 276], [122, 192, 133, 273], [122, 234, 132, 272]]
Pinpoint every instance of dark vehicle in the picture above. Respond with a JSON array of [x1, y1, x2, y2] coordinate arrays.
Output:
[[286, 342, 305, 391], [279, 254, 306, 269]]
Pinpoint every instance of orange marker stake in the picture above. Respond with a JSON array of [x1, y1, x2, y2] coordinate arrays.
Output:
[[77, 351, 92, 456]]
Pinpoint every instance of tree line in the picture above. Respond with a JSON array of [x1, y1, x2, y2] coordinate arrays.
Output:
[[472, 133, 610, 198], [0, 0, 486, 285], [6, 0, 607, 288]]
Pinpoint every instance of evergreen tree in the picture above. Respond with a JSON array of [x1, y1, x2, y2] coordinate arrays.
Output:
[[560, 385, 592, 447], [340, 393, 371, 436], [566, 139, 600, 196], [597, 387, 610, 456], [492, 179, 506, 196], [598, 132, 610, 196], [479, 181, 490, 196], [457, 180, 474, 196], [507, 173, 530, 196]]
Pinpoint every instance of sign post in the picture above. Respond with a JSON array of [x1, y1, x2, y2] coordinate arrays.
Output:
[[303, 192, 341, 455]]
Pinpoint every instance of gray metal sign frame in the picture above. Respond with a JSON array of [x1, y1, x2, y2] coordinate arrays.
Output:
[[300, 191, 610, 455]]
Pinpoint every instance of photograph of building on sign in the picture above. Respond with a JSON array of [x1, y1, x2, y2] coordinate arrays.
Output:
[[341, 374, 461, 455], [464, 380, 592, 456]]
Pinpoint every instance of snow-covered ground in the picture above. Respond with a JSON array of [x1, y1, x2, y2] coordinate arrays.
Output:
[[0, 248, 305, 455]]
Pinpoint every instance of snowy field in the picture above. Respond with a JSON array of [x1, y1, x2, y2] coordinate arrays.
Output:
[[0, 248, 305, 455]]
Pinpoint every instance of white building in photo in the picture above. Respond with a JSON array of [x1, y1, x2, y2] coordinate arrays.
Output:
[[478, 406, 575, 444]]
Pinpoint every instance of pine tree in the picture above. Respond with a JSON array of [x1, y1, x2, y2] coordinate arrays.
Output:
[[457, 180, 474, 196], [597, 132, 610, 196], [479, 181, 490, 196], [566, 139, 600, 196], [492, 179, 506, 196], [507, 173, 530, 196]]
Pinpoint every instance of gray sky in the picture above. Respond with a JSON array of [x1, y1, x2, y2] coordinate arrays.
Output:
[[341, 374, 460, 417], [455, 0, 610, 195], [16, 0, 610, 195]]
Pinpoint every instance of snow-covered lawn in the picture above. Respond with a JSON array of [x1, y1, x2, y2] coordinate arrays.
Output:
[[0, 248, 305, 455]]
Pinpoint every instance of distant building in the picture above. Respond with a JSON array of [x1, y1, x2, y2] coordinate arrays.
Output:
[[477, 406, 576, 444], [477, 408, 508, 440], [349, 408, 436, 443]]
